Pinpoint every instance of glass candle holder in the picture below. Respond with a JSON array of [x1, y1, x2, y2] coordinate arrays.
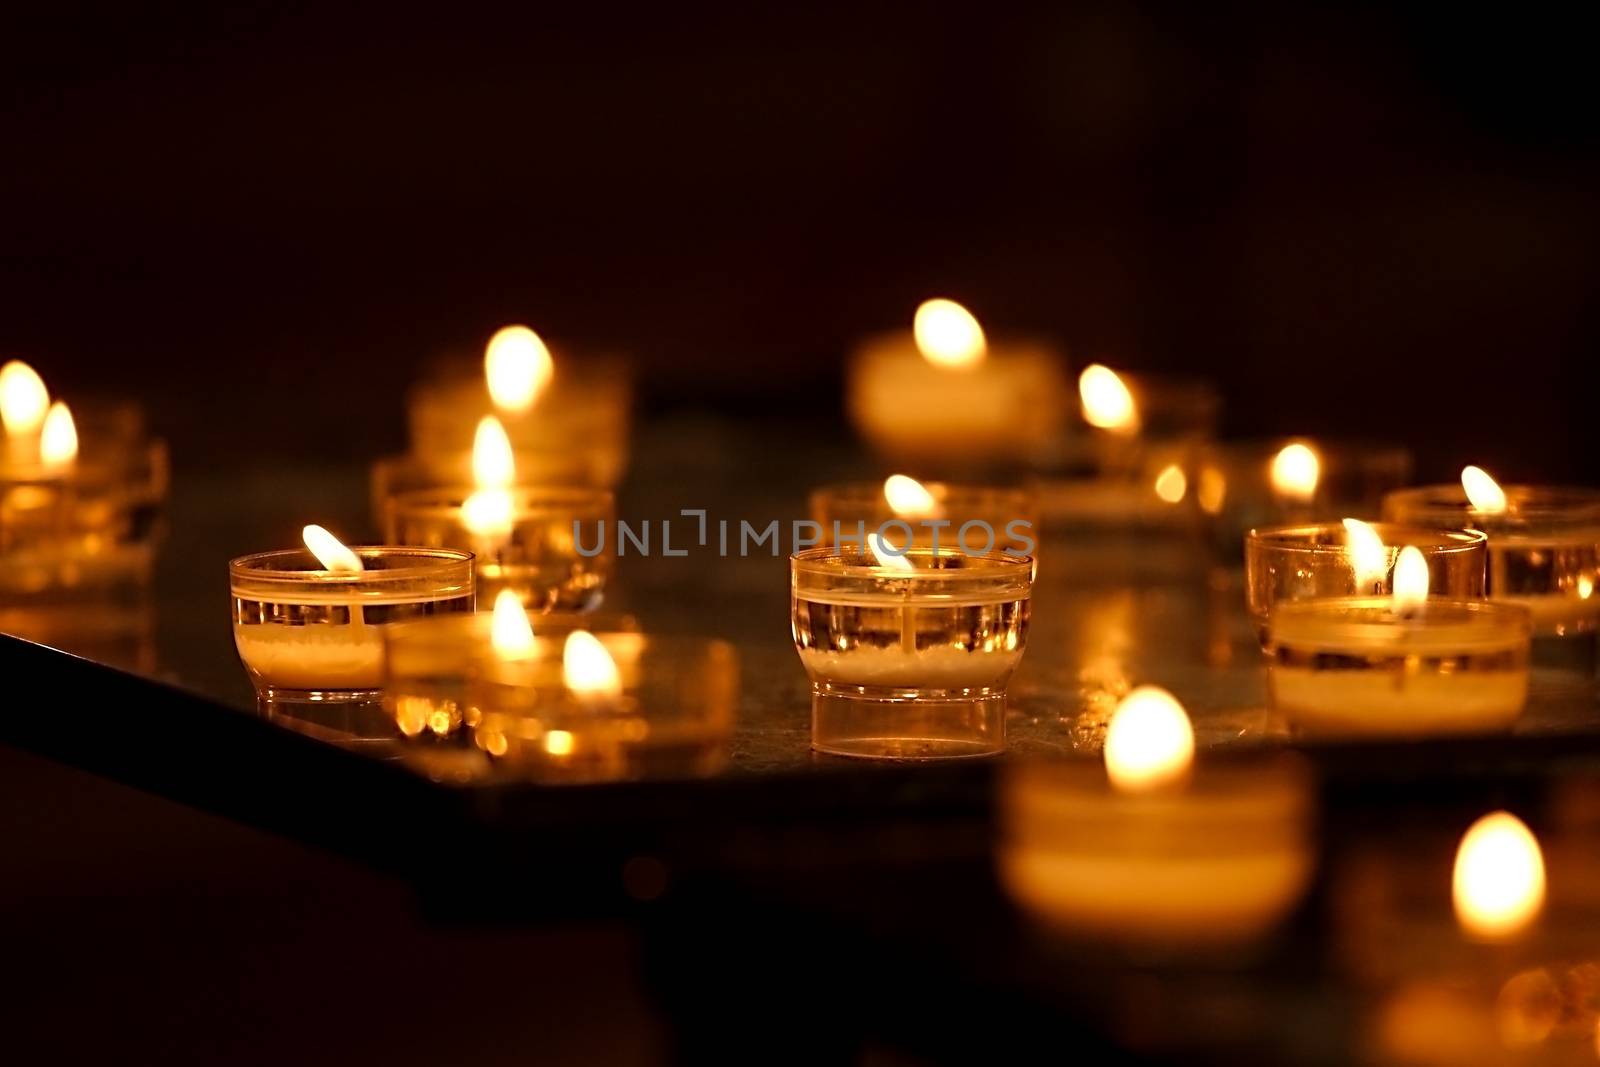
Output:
[[230, 547, 474, 740], [997, 754, 1314, 949], [791, 545, 1033, 759], [1384, 486, 1600, 639], [1, 426, 167, 601], [384, 487, 613, 612], [807, 482, 1037, 556], [1198, 440, 1413, 570], [1244, 524, 1488, 645], [406, 352, 631, 473], [381, 610, 639, 742], [368, 447, 615, 528], [1268, 598, 1532, 738], [468, 633, 737, 782], [846, 330, 1069, 471]]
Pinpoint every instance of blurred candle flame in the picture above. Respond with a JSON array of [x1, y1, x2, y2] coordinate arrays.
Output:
[[1271, 443, 1320, 503], [484, 325, 554, 412], [1343, 518, 1388, 592], [1153, 464, 1187, 504], [0, 360, 50, 437], [884, 474, 939, 518], [563, 630, 622, 700], [1462, 465, 1509, 515], [464, 415, 516, 540], [868, 531, 915, 571], [490, 588, 536, 660], [1392, 545, 1429, 613], [40, 401, 78, 467], [1453, 811, 1545, 941], [1078, 364, 1139, 433], [302, 525, 363, 573], [1197, 466, 1227, 515], [1103, 685, 1194, 793], [912, 299, 986, 369]]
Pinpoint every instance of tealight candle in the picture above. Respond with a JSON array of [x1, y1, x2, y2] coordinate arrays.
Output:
[[846, 299, 1068, 469], [230, 527, 473, 739], [383, 414, 614, 610], [1073, 363, 1220, 479], [405, 324, 631, 475], [790, 541, 1032, 759], [808, 475, 1037, 556], [1245, 520, 1489, 645], [1384, 468, 1600, 639], [1268, 546, 1533, 737], [0, 360, 168, 600], [465, 597, 737, 781], [998, 687, 1314, 948]]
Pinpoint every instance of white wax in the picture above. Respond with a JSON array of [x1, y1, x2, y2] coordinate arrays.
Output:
[[800, 645, 1021, 689], [1270, 665, 1527, 737], [999, 843, 1312, 944], [847, 333, 1067, 459], [234, 625, 384, 690]]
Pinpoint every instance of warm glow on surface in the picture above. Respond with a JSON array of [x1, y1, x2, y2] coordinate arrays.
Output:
[[563, 630, 622, 700], [39, 401, 77, 467], [1453, 811, 1545, 941], [1197, 466, 1226, 515], [472, 415, 515, 490], [1103, 686, 1194, 794], [1580, 574, 1595, 600], [1078, 364, 1138, 432], [490, 589, 535, 660], [1271, 443, 1320, 503], [883, 474, 939, 518], [1343, 518, 1388, 591], [543, 729, 576, 756], [1153, 464, 1187, 504], [868, 531, 915, 571], [0, 360, 50, 436], [485, 325, 554, 412], [1462, 465, 1509, 515], [302, 525, 363, 573], [1392, 545, 1430, 613], [912, 299, 986, 369]]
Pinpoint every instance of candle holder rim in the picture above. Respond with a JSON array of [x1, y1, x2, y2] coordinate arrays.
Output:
[[385, 485, 614, 518], [1004, 751, 1313, 811], [1269, 594, 1533, 646], [229, 545, 475, 586], [790, 544, 1034, 578], [1383, 483, 1600, 526], [809, 480, 1035, 505], [1246, 523, 1488, 555]]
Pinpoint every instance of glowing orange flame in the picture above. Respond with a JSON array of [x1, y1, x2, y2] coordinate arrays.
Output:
[[1343, 518, 1388, 591], [1271, 443, 1320, 503], [0, 360, 50, 437], [1392, 545, 1429, 613], [489, 588, 536, 660], [1453, 811, 1545, 941], [1079, 364, 1139, 433], [1462, 465, 1509, 515], [40, 401, 78, 467], [1153, 464, 1187, 504], [485, 325, 554, 412], [563, 630, 622, 700], [912, 299, 986, 369], [883, 474, 939, 518], [868, 531, 915, 571], [302, 525, 363, 573], [1103, 685, 1194, 793]]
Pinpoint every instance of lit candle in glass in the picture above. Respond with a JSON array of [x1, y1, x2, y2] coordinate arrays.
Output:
[[999, 687, 1313, 948], [846, 299, 1068, 470], [808, 474, 1036, 555], [1267, 545, 1532, 737]]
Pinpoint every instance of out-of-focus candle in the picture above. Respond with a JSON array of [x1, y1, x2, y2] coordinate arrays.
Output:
[[999, 687, 1313, 947], [1453, 811, 1545, 942], [0, 360, 50, 467], [847, 299, 1068, 468]]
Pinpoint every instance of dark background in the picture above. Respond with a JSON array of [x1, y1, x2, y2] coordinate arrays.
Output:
[[2, 4, 1596, 479]]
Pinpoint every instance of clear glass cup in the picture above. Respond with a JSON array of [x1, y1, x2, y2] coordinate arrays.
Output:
[[791, 545, 1033, 759], [384, 486, 613, 612], [229, 546, 474, 741], [368, 448, 615, 528], [1244, 523, 1487, 645]]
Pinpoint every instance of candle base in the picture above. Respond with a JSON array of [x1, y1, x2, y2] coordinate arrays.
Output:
[[810, 682, 1005, 759], [257, 687, 394, 744]]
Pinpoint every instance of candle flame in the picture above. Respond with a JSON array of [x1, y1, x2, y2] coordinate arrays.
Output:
[[883, 474, 939, 518], [1153, 464, 1187, 504], [868, 531, 915, 571], [302, 525, 364, 573], [1271, 443, 1320, 503], [484, 324, 554, 413], [472, 415, 515, 490], [0, 360, 50, 437], [39, 401, 78, 467], [461, 489, 515, 540], [1103, 685, 1194, 794], [563, 630, 622, 700], [489, 588, 536, 660], [1462, 465, 1509, 515], [912, 298, 986, 369], [1453, 811, 1545, 941], [1392, 545, 1429, 613], [1197, 466, 1227, 515], [1078, 364, 1139, 433], [1343, 518, 1388, 592]]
